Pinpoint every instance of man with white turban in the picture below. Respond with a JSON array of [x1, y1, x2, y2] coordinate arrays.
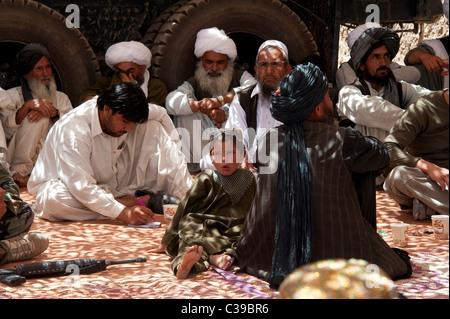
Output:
[[165, 27, 256, 173], [79, 41, 168, 106], [336, 22, 421, 90], [0, 43, 72, 187]]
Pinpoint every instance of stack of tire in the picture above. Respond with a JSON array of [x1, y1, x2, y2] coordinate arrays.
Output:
[[141, 0, 319, 92], [0, 0, 100, 106]]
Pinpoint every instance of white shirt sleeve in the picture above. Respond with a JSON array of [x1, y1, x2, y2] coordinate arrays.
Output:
[[337, 85, 405, 132], [225, 93, 251, 151], [165, 81, 196, 116]]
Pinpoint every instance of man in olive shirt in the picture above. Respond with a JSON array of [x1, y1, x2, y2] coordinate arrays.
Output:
[[384, 89, 449, 219], [79, 41, 167, 106]]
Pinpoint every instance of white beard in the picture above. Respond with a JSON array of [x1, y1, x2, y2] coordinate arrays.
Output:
[[194, 61, 234, 96], [27, 75, 57, 106]]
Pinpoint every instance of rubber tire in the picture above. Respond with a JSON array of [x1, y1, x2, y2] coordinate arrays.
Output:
[[0, 0, 100, 106], [148, 0, 318, 92]]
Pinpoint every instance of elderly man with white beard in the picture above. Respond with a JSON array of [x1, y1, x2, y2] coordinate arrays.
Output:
[[0, 43, 72, 187], [166, 27, 256, 172]]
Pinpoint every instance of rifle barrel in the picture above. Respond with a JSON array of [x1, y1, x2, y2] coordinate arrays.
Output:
[[106, 257, 147, 266]]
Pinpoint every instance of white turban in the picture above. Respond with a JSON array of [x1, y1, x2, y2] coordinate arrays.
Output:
[[258, 40, 289, 60], [194, 27, 237, 61], [347, 22, 382, 49], [105, 41, 152, 69]]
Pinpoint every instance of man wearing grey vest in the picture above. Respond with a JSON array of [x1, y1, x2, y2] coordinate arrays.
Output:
[[166, 27, 256, 172]]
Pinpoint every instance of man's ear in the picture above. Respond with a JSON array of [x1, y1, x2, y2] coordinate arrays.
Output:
[[307, 105, 321, 122]]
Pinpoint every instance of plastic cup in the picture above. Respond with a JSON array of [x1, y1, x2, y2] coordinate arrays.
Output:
[[390, 223, 409, 247], [431, 215, 449, 240], [163, 204, 177, 223]]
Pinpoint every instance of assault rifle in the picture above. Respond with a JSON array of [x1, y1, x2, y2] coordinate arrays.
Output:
[[0, 257, 147, 286]]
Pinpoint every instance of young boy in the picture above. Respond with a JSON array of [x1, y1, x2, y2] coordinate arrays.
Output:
[[150, 128, 256, 279]]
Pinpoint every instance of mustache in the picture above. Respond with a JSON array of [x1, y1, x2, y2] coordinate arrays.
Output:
[[207, 70, 222, 76], [377, 66, 389, 72]]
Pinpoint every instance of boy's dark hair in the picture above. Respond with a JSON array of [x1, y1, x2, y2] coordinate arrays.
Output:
[[97, 82, 148, 124]]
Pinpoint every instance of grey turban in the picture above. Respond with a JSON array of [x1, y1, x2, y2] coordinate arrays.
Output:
[[350, 27, 399, 73]]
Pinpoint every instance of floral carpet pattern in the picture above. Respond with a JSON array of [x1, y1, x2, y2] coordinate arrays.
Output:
[[0, 189, 448, 299]]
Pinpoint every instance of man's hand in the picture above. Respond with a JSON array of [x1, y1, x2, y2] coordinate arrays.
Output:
[[17, 99, 57, 124], [117, 205, 156, 225], [208, 109, 227, 128], [416, 159, 449, 192], [419, 53, 449, 75]]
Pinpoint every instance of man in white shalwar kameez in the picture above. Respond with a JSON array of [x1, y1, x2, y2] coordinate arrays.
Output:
[[0, 43, 72, 187], [0, 88, 10, 155], [336, 27, 429, 142], [28, 82, 192, 225]]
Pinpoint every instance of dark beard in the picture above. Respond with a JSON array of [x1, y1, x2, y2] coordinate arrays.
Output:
[[365, 67, 389, 85], [259, 81, 277, 100]]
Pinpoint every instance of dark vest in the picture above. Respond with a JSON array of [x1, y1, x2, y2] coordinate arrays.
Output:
[[236, 83, 258, 146]]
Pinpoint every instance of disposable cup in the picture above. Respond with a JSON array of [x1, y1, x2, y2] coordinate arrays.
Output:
[[390, 223, 409, 247], [163, 204, 178, 223], [431, 215, 449, 240]]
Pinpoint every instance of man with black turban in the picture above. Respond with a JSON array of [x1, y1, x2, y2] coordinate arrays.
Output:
[[337, 27, 429, 142], [0, 43, 72, 187], [237, 63, 411, 287]]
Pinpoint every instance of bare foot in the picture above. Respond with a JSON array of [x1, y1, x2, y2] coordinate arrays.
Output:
[[176, 245, 203, 279], [209, 253, 232, 270]]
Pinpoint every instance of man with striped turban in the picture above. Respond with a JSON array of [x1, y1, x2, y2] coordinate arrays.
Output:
[[237, 63, 411, 286]]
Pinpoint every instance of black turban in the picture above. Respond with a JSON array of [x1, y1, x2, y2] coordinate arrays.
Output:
[[350, 27, 399, 73], [15, 43, 51, 77], [267, 63, 328, 286], [15, 43, 51, 102]]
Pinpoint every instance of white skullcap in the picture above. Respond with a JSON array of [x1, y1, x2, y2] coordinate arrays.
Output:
[[444, 0, 449, 19], [105, 41, 152, 69], [258, 40, 289, 60], [347, 22, 382, 49], [194, 27, 237, 61]]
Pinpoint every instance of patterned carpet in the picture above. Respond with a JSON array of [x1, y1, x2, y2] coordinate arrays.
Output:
[[0, 189, 448, 300]]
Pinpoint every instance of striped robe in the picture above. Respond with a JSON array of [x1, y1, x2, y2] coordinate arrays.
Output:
[[237, 120, 408, 281]]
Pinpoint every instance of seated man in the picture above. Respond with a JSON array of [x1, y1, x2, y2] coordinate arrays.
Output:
[[79, 41, 168, 106], [28, 82, 192, 225], [335, 22, 421, 90], [404, 1, 449, 91], [337, 26, 429, 142], [165, 27, 256, 172], [1, 162, 48, 266], [0, 43, 73, 187], [384, 89, 449, 219], [0, 88, 10, 155], [223, 40, 292, 169], [237, 63, 410, 287]]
